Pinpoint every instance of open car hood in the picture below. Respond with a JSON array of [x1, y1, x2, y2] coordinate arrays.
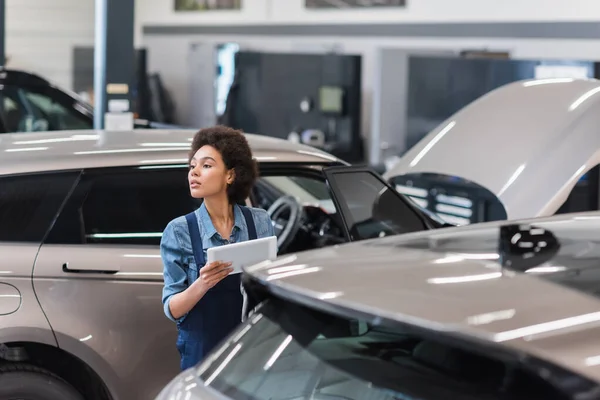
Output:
[[384, 78, 600, 220]]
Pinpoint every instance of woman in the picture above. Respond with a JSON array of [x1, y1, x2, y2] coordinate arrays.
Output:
[[161, 125, 275, 370]]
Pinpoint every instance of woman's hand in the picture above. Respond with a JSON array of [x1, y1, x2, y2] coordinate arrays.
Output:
[[194, 261, 233, 292], [166, 261, 233, 320]]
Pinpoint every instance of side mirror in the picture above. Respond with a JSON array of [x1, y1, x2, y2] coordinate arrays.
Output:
[[498, 223, 560, 272]]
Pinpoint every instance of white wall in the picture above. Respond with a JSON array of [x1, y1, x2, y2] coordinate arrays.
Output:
[[136, 0, 268, 28], [6, 0, 95, 90], [270, 0, 600, 24], [137, 0, 600, 26]]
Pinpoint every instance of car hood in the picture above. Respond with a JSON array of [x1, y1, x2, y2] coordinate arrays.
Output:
[[384, 78, 600, 220]]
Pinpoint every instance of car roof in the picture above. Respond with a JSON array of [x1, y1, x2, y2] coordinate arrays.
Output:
[[385, 78, 600, 220], [0, 129, 344, 176], [246, 211, 600, 383], [0, 68, 51, 86]]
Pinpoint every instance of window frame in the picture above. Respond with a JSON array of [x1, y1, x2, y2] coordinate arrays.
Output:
[[254, 163, 337, 202], [322, 165, 439, 241], [42, 162, 341, 247], [2, 162, 438, 247], [43, 165, 198, 247]]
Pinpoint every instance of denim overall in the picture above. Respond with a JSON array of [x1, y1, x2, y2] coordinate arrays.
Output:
[[176, 206, 257, 370]]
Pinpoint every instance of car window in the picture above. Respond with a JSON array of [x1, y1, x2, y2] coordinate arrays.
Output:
[[199, 297, 569, 400], [325, 168, 427, 240], [24, 90, 92, 130], [0, 93, 28, 132], [0, 172, 80, 243], [249, 171, 348, 254], [45, 167, 199, 246], [257, 175, 336, 214], [0, 85, 92, 133]]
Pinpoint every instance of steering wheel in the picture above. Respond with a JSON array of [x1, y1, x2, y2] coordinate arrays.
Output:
[[267, 195, 303, 252]]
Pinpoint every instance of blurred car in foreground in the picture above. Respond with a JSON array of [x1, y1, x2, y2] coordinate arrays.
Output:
[[157, 211, 600, 400]]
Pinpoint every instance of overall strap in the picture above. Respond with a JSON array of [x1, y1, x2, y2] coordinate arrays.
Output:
[[240, 206, 257, 240], [185, 211, 206, 268]]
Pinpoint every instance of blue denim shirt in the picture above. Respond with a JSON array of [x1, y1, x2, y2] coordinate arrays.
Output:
[[160, 203, 275, 323]]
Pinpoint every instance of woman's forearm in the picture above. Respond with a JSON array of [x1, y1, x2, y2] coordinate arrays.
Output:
[[168, 282, 207, 320]]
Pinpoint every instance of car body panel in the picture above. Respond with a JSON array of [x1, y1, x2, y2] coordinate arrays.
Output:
[[0, 283, 20, 315], [0, 243, 56, 346], [0, 129, 345, 176], [384, 78, 600, 220], [244, 211, 600, 384], [33, 244, 178, 400]]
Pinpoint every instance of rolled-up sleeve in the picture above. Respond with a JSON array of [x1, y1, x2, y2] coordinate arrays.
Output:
[[161, 221, 187, 323], [256, 208, 277, 253], [254, 208, 275, 238]]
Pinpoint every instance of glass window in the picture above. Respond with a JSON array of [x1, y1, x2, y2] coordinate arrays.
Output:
[[251, 173, 346, 254], [256, 175, 336, 214], [327, 170, 427, 240], [199, 297, 569, 400], [23, 90, 91, 130], [0, 172, 80, 243], [46, 167, 199, 246], [0, 94, 27, 132], [0, 85, 92, 133]]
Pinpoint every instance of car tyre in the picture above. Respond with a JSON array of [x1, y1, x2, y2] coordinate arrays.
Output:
[[0, 364, 83, 400]]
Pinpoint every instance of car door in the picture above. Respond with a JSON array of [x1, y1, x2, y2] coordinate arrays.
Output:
[[0, 171, 80, 346], [322, 165, 447, 242], [33, 165, 196, 400]]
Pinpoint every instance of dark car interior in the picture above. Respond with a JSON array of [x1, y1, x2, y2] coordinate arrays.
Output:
[[250, 173, 348, 254], [249, 165, 441, 255]]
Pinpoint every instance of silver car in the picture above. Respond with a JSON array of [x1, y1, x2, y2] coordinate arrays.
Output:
[[0, 129, 444, 400], [386, 77, 600, 225], [157, 211, 600, 400]]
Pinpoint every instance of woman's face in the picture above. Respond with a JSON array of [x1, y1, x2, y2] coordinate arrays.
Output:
[[188, 145, 233, 199]]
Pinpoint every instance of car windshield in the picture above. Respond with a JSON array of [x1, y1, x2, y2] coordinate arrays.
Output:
[[197, 297, 568, 400]]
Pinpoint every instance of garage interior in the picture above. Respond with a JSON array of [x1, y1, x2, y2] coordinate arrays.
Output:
[[3, 1, 600, 225], [2, 1, 600, 400]]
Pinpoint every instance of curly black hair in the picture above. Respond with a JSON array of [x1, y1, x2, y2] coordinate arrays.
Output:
[[189, 125, 258, 204]]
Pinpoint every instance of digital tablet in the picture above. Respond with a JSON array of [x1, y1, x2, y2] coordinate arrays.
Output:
[[206, 236, 278, 274]]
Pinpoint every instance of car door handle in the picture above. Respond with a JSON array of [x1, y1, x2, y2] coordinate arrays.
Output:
[[62, 263, 119, 274]]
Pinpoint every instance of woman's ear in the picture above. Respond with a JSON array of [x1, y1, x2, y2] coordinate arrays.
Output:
[[227, 169, 236, 185]]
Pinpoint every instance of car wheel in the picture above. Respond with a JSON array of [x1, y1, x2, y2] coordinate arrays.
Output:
[[0, 364, 83, 400]]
